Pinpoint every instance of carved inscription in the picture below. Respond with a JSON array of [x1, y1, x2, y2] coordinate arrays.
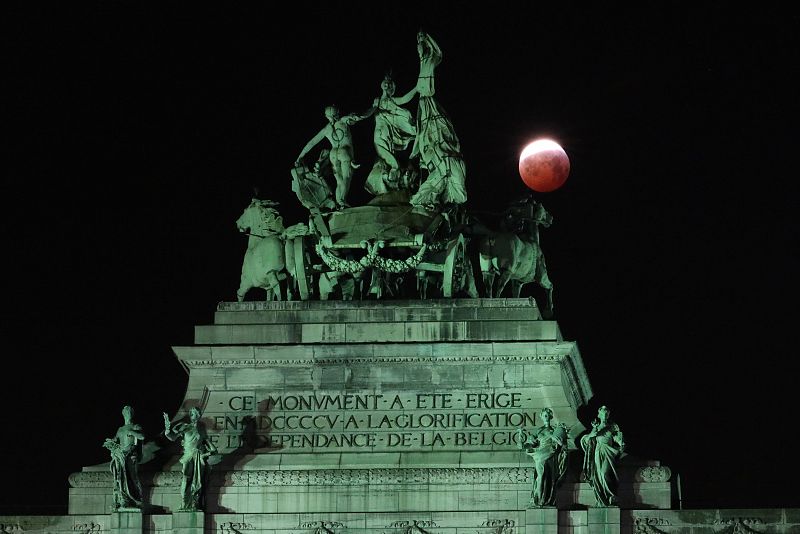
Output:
[[219, 522, 255, 534], [385, 520, 438, 534], [207, 390, 540, 452], [298, 521, 345, 533], [713, 518, 765, 534], [73, 523, 101, 534], [634, 517, 671, 534]]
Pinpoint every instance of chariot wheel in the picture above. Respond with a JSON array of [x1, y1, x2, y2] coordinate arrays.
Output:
[[442, 233, 467, 298], [293, 236, 312, 300]]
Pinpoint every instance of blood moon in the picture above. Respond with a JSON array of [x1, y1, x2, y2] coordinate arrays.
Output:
[[518, 139, 570, 193]]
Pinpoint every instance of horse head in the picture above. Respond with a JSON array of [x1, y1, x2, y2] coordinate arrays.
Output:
[[502, 198, 553, 234], [236, 199, 285, 237], [532, 201, 553, 228]]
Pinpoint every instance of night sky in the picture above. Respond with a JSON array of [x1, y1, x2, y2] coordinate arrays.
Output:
[[5, 4, 799, 512]]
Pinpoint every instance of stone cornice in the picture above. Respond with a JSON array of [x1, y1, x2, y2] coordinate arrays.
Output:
[[180, 352, 569, 368], [216, 298, 540, 312], [69, 465, 669, 488]]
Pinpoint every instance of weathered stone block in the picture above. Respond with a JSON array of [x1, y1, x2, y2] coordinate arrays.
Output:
[[525, 507, 559, 534], [346, 322, 404, 342], [172, 511, 204, 534]]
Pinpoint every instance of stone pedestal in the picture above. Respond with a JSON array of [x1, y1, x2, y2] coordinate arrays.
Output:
[[525, 507, 559, 534], [110, 510, 142, 534], [588, 506, 620, 534], [66, 298, 673, 532], [560, 510, 589, 534], [172, 511, 204, 534]]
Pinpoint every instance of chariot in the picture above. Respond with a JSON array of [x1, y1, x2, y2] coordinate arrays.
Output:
[[288, 186, 474, 301]]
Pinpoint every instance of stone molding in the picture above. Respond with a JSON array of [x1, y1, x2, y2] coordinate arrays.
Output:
[[635, 466, 672, 482], [0, 517, 100, 533], [182, 353, 568, 368], [628, 514, 789, 533], [72, 522, 102, 534], [68, 471, 111, 487], [219, 521, 256, 533], [216, 298, 539, 312], [70, 467, 532, 488], [387, 519, 438, 532], [70, 465, 669, 488], [714, 518, 765, 534], [298, 521, 345, 533], [69, 471, 182, 488], [635, 517, 672, 534], [224, 467, 533, 487]]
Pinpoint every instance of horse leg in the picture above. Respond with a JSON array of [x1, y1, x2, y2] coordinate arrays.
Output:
[[368, 270, 382, 299], [495, 270, 513, 297], [266, 271, 281, 301], [283, 238, 295, 301], [464, 257, 479, 298], [478, 253, 494, 298], [417, 272, 428, 299], [511, 280, 523, 298], [355, 273, 366, 300], [286, 278, 294, 301], [536, 255, 554, 317], [319, 273, 333, 301], [481, 273, 493, 297], [542, 280, 554, 318], [237, 273, 250, 302], [340, 276, 355, 301]]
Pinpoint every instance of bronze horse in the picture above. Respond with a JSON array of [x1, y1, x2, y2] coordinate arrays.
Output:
[[235, 199, 288, 301], [477, 199, 554, 316]]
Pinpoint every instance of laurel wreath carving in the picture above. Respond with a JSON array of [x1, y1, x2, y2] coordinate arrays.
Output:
[[316, 241, 427, 273]]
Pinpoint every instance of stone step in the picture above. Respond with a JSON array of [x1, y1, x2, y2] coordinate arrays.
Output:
[[217, 297, 540, 311], [194, 320, 561, 345], [215, 298, 542, 324], [214, 305, 541, 325]]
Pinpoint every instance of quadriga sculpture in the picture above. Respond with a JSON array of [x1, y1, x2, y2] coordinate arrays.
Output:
[[235, 198, 287, 301], [478, 197, 554, 316]]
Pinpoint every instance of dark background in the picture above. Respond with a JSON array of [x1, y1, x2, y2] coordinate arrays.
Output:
[[5, 3, 799, 511]]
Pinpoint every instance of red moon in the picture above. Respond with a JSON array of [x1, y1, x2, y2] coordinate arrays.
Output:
[[518, 139, 570, 193]]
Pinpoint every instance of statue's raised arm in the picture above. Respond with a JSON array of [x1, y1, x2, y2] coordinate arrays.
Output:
[[296, 106, 364, 209], [409, 31, 467, 210], [296, 124, 330, 165], [164, 407, 215, 511], [415, 31, 443, 97]]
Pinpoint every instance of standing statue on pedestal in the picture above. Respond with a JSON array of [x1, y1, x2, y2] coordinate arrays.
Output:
[[409, 31, 467, 209], [296, 105, 369, 209], [103, 405, 144, 511], [163, 407, 218, 512], [516, 407, 569, 507], [580, 405, 625, 506], [364, 73, 418, 196]]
